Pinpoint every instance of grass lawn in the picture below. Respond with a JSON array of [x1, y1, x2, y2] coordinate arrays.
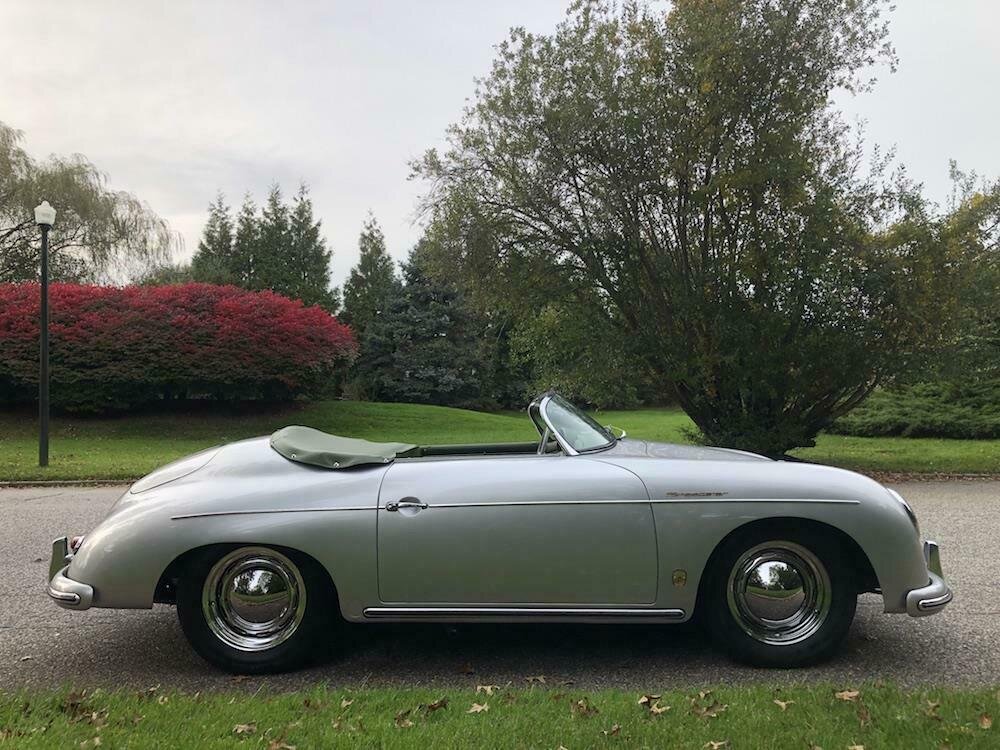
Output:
[[1, 684, 996, 749], [1, 400, 997, 482]]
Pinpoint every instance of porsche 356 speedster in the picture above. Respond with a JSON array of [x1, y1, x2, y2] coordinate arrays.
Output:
[[48, 392, 951, 673]]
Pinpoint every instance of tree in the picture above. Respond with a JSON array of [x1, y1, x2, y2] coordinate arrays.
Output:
[[192, 185, 338, 310], [190, 193, 235, 284], [415, 0, 966, 454], [341, 215, 401, 331], [231, 194, 259, 288], [286, 184, 338, 310], [352, 241, 485, 407], [1, 120, 175, 283]]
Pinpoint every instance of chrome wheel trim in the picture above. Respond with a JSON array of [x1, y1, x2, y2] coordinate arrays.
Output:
[[726, 541, 831, 646], [201, 547, 306, 653]]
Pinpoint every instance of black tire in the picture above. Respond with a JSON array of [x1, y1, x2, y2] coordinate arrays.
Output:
[[701, 524, 857, 667], [176, 545, 340, 674]]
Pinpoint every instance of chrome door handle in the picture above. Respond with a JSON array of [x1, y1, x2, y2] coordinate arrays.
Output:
[[385, 498, 428, 512]]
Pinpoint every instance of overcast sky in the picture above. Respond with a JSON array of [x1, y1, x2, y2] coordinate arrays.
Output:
[[2, 1, 998, 286]]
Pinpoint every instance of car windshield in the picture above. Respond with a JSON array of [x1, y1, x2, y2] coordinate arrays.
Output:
[[543, 395, 615, 453]]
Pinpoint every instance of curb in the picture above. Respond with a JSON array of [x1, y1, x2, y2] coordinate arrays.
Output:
[[0, 479, 136, 488]]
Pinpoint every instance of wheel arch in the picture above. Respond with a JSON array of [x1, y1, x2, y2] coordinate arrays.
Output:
[[154, 542, 341, 612], [693, 517, 879, 615]]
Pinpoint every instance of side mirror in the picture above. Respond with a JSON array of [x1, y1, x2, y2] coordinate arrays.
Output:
[[605, 425, 627, 439]]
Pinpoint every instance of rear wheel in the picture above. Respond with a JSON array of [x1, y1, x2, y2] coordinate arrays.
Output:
[[176, 545, 339, 673], [702, 527, 857, 667]]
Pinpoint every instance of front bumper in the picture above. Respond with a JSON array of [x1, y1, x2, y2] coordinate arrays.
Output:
[[47, 537, 94, 610], [905, 540, 952, 617]]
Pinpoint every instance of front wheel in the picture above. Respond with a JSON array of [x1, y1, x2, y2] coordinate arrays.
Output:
[[176, 545, 339, 673], [702, 527, 857, 667]]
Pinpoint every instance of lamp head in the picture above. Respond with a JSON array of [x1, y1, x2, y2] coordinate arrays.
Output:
[[34, 201, 56, 227]]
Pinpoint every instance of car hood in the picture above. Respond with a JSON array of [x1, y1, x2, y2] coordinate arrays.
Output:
[[604, 438, 772, 462]]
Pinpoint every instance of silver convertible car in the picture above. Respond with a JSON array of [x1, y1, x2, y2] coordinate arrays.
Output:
[[48, 392, 951, 673]]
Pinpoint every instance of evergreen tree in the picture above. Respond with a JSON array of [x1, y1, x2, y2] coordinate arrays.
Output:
[[341, 215, 400, 330], [190, 193, 234, 284], [287, 183, 338, 310], [352, 241, 483, 407], [193, 184, 337, 310], [231, 194, 259, 289], [254, 184, 290, 292]]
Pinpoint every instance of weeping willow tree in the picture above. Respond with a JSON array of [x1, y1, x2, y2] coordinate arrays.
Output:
[[1, 121, 177, 284]]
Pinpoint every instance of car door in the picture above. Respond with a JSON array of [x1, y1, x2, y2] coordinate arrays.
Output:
[[376, 454, 657, 605]]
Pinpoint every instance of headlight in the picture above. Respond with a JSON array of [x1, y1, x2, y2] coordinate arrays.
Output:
[[888, 489, 919, 533]]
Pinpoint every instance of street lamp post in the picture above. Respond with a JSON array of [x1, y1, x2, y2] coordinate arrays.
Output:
[[34, 201, 56, 467]]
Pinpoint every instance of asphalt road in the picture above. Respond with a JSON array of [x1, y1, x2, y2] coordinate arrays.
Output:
[[2, 481, 998, 692]]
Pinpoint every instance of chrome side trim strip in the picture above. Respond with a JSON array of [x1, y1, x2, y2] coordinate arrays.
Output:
[[363, 606, 685, 619], [427, 499, 650, 509], [411, 498, 860, 510], [171, 507, 370, 520], [47, 587, 81, 604], [172, 498, 860, 519], [651, 497, 861, 505]]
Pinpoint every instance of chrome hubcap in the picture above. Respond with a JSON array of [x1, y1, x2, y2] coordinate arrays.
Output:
[[726, 541, 831, 646], [202, 548, 306, 652]]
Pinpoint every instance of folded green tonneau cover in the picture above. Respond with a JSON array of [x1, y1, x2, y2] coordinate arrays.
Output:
[[270, 425, 419, 469]]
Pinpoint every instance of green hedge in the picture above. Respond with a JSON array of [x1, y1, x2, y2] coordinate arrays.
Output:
[[830, 380, 1000, 439]]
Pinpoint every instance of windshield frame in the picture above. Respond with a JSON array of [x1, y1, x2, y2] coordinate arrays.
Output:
[[530, 393, 616, 456]]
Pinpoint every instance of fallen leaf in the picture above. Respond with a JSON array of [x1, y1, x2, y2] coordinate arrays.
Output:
[[571, 698, 599, 718], [703, 742, 728, 750], [340, 698, 354, 709], [698, 690, 713, 700], [602, 723, 621, 736], [836, 690, 861, 702], [525, 675, 547, 685], [477, 685, 500, 696], [394, 709, 414, 728], [808, 744, 823, 750], [422, 697, 448, 714], [774, 698, 795, 711], [847, 745, 865, 750], [649, 701, 671, 716], [467, 702, 489, 714], [302, 698, 323, 710], [232, 723, 256, 735], [78, 738, 101, 749], [857, 703, 871, 727], [156, 695, 168, 705], [693, 700, 728, 719], [980, 713, 993, 730], [924, 700, 941, 719], [266, 741, 295, 750], [637, 693, 661, 706]]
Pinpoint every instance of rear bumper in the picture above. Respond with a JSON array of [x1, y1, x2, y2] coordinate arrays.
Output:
[[46, 537, 94, 610], [905, 540, 952, 617]]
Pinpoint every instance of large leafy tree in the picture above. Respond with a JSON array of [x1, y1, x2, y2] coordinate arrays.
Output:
[[1, 121, 174, 283], [415, 0, 966, 454]]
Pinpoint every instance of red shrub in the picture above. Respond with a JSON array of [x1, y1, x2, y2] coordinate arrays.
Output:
[[0, 282, 357, 411]]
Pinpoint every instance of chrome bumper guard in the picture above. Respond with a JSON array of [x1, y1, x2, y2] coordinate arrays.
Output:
[[47, 536, 94, 610], [905, 540, 952, 617]]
